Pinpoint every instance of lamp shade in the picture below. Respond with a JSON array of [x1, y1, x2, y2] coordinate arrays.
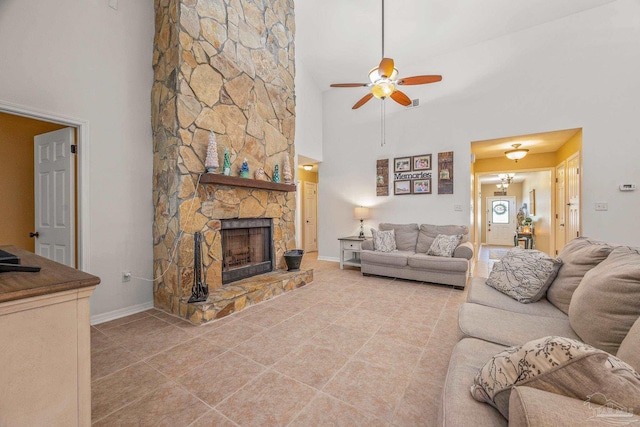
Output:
[[354, 206, 370, 220]]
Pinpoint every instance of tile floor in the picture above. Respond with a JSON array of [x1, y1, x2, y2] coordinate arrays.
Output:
[[91, 247, 498, 426]]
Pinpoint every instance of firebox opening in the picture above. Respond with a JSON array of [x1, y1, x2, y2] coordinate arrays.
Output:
[[221, 218, 274, 284]]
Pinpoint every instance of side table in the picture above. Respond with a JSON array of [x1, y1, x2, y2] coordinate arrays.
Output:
[[338, 236, 367, 269]]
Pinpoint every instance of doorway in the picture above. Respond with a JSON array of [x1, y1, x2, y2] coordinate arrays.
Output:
[[297, 156, 319, 253], [486, 196, 516, 245], [0, 104, 87, 269]]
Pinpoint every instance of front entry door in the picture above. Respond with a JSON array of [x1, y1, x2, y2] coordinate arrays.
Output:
[[486, 196, 516, 245], [34, 128, 75, 267]]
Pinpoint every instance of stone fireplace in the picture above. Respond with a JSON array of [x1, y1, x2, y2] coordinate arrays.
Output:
[[152, 0, 311, 324], [221, 218, 274, 284]]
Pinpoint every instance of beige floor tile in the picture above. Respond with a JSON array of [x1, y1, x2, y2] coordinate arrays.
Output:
[[99, 315, 174, 342], [216, 370, 317, 427], [189, 409, 238, 427], [302, 302, 352, 321], [177, 350, 265, 406], [393, 379, 443, 426], [307, 323, 373, 357], [232, 328, 301, 366], [201, 319, 265, 349], [92, 344, 141, 380], [146, 337, 226, 378], [117, 323, 195, 359], [273, 343, 349, 389], [93, 382, 209, 427], [91, 327, 115, 354], [323, 359, 408, 422], [271, 312, 332, 341], [91, 362, 169, 422], [376, 318, 435, 348], [334, 307, 388, 334], [237, 306, 294, 328], [289, 392, 387, 427], [147, 308, 186, 324], [354, 334, 422, 377], [93, 311, 151, 332]]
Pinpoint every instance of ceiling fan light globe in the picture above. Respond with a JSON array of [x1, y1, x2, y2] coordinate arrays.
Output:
[[371, 82, 395, 99], [368, 67, 398, 84]]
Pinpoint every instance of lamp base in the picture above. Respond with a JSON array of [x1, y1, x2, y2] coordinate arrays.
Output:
[[359, 219, 365, 238]]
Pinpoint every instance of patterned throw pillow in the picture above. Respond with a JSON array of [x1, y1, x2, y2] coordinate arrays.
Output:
[[471, 336, 640, 419], [486, 248, 562, 303], [371, 228, 396, 252], [426, 234, 462, 257]]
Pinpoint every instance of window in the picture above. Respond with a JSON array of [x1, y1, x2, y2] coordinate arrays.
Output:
[[492, 200, 509, 224]]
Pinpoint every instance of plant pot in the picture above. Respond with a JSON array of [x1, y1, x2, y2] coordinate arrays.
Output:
[[284, 249, 304, 271]]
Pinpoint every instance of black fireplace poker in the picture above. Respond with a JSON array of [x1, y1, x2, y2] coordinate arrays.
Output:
[[188, 232, 209, 303]]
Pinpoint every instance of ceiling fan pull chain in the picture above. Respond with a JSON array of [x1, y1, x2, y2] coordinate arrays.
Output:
[[381, 99, 386, 147]]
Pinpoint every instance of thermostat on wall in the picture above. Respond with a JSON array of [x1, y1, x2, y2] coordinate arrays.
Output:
[[619, 184, 636, 191]]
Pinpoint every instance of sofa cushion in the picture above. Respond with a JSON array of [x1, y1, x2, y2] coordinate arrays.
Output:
[[427, 234, 463, 257], [371, 228, 396, 252], [547, 237, 614, 314], [509, 386, 640, 427], [467, 277, 567, 319], [618, 316, 640, 372], [416, 224, 469, 253], [569, 246, 640, 355], [407, 253, 469, 273], [458, 303, 579, 347], [360, 250, 411, 267], [439, 338, 508, 427], [378, 223, 418, 251], [471, 336, 640, 419], [485, 249, 562, 303]]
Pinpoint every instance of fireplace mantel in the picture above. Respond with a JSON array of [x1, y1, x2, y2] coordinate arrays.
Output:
[[200, 174, 296, 192]]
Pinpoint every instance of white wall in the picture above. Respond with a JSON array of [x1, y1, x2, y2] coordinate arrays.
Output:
[[294, 59, 324, 162], [0, 0, 155, 320], [319, 0, 640, 259]]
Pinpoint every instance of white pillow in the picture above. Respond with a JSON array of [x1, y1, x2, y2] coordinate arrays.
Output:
[[486, 248, 562, 303], [427, 234, 462, 257], [371, 228, 396, 252], [471, 336, 640, 420]]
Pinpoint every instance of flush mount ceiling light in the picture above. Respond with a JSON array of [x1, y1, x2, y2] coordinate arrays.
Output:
[[302, 165, 313, 171], [505, 144, 529, 162]]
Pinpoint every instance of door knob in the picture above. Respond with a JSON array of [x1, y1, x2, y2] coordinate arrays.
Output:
[[29, 232, 39, 238]]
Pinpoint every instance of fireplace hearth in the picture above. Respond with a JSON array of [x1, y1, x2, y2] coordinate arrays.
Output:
[[221, 218, 274, 285]]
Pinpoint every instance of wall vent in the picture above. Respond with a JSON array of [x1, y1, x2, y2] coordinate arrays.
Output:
[[405, 98, 420, 109]]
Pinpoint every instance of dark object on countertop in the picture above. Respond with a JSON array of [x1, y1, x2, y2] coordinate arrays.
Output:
[[0, 249, 20, 265], [0, 263, 41, 273]]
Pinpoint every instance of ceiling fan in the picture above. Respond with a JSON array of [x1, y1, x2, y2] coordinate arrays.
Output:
[[330, 0, 442, 109]]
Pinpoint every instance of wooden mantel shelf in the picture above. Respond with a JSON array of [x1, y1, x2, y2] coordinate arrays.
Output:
[[200, 173, 296, 192]]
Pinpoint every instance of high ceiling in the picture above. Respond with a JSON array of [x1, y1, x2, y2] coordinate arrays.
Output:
[[295, 0, 615, 90]]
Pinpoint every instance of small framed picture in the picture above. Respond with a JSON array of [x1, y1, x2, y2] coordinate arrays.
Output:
[[413, 179, 432, 194], [412, 154, 432, 171], [394, 180, 412, 195], [394, 157, 412, 173]]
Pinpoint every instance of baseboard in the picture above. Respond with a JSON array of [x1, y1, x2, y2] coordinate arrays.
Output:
[[317, 256, 339, 262], [91, 301, 154, 325]]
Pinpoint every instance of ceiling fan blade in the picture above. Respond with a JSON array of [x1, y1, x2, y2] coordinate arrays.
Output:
[[397, 75, 443, 85], [352, 93, 374, 109], [378, 58, 395, 78], [391, 90, 412, 106], [330, 83, 368, 88]]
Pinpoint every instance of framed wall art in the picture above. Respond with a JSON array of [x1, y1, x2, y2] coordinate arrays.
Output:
[[376, 159, 389, 196], [394, 180, 412, 195], [413, 179, 432, 194], [438, 151, 454, 194], [412, 154, 432, 171], [394, 157, 411, 173]]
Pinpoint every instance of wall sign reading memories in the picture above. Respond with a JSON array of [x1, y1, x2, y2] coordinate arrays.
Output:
[[393, 155, 432, 194]]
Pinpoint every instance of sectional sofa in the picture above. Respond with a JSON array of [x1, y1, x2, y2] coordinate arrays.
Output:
[[360, 223, 474, 288], [439, 238, 640, 426]]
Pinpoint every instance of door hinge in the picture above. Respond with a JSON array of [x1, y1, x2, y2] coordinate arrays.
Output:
[[71, 145, 78, 154], [576, 167, 580, 175]]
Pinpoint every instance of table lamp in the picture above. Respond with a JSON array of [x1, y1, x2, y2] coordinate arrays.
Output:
[[353, 206, 370, 238]]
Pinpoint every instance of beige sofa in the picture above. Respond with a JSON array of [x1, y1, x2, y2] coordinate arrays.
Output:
[[440, 238, 640, 426], [360, 223, 474, 289]]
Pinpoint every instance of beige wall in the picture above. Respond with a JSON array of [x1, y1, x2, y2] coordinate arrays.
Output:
[[480, 182, 523, 244], [0, 113, 65, 251]]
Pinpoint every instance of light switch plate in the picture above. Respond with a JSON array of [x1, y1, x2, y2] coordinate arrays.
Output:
[[595, 202, 608, 211]]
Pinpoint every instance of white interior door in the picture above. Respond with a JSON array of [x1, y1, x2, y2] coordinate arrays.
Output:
[[566, 152, 581, 242], [303, 182, 318, 252], [555, 162, 566, 255], [486, 196, 516, 245], [34, 128, 75, 267]]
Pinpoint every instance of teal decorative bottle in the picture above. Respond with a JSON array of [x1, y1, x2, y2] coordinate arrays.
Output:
[[273, 164, 280, 183], [240, 158, 250, 178], [222, 148, 231, 176]]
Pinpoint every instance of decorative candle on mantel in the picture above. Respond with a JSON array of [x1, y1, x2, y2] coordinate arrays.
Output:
[[204, 131, 219, 173]]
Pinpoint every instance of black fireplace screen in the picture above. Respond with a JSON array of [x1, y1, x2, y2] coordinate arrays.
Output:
[[221, 218, 274, 284]]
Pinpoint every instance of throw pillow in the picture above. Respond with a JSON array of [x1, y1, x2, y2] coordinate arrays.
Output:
[[370, 228, 396, 252], [427, 234, 462, 257], [485, 248, 562, 303], [546, 237, 614, 314], [416, 224, 469, 253], [569, 246, 640, 355], [471, 336, 640, 420]]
